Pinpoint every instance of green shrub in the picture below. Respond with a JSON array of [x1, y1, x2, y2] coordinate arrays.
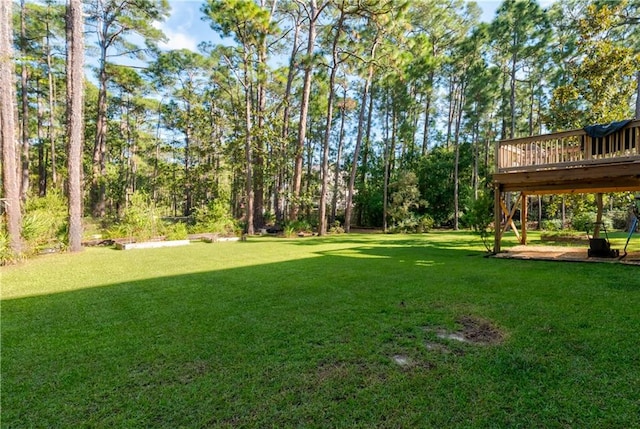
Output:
[[388, 214, 433, 234], [459, 193, 494, 251], [283, 220, 312, 237], [541, 219, 563, 231], [165, 222, 188, 240], [462, 193, 493, 233], [608, 210, 630, 230], [191, 200, 239, 236], [329, 220, 344, 234], [263, 211, 276, 226], [570, 212, 594, 232], [106, 192, 163, 241], [571, 212, 612, 232], [416, 215, 434, 232], [388, 217, 416, 234], [283, 224, 296, 237], [22, 192, 68, 254], [0, 227, 18, 265], [541, 231, 585, 243]]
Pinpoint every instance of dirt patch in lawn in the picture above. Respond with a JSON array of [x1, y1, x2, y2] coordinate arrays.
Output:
[[455, 315, 505, 345], [426, 315, 505, 347]]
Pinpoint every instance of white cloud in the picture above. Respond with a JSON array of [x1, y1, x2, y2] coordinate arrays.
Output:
[[153, 2, 201, 52], [159, 28, 198, 51]]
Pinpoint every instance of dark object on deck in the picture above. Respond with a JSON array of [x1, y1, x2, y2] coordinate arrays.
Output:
[[584, 119, 633, 156], [586, 222, 619, 258]]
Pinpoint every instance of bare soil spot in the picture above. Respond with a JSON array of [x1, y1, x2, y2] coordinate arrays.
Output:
[[425, 315, 505, 347], [316, 361, 350, 382], [424, 342, 455, 354], [455, 315, 505, 345], [392, 354, 411, 366]]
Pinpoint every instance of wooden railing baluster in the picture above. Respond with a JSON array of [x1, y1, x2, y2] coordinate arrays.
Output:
[[496, 119, 640, 172]]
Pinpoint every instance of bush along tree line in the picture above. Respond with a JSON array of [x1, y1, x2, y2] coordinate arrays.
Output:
[[1, 0, 640, 262]]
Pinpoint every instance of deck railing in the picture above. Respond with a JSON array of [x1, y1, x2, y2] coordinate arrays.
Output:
[[496, 119, 640, 173]]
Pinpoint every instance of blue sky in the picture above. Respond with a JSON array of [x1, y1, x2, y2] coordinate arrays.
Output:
[[157, 1, 556, 52]]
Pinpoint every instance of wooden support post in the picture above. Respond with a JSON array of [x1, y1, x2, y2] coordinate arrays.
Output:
[[585, 136, 592, 160], [594, 193, 603, 238], [500, 196, 521, 242], [521, 193, 527, 245], [494, 183, 502, 253]]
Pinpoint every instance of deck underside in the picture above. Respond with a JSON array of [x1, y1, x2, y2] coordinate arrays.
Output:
[[493, 159, 640, 195]]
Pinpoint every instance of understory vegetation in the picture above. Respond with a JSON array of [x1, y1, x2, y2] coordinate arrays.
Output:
[[2, 232, 639, 427], [2, 0, 640, 261]]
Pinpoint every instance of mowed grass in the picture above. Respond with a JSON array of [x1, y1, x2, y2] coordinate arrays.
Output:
[[2, 232, 639, 428]]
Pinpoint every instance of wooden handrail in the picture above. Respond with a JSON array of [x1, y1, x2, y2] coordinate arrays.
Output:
[[496, 119, 640, 172]]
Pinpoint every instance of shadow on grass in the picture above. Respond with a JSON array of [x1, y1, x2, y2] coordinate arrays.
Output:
[[3, 238, 640, 427]]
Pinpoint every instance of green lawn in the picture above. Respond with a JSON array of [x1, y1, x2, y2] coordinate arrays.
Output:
[[2, 232, 639, 428]]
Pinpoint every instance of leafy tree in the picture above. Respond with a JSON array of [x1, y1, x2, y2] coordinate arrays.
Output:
[[344, 0, 400, 232], [290, 0, 329, 221], [549, 2, 639, 128], [203, 0, 278, 233], [490, 0, 550, 139], [388, 170, 422, 226], [85, 0, 169, 217], [149, 50, 210, 216], [418, 144, 473, 226], [317, 0, 350, 236]]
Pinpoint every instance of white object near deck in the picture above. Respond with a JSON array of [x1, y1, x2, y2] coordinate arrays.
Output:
[[115, 240, 190, 250]]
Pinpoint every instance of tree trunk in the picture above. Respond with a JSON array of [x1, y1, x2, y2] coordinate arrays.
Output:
[[66, 0, 84, 252], [318, 80, 335, 235], [453, 81, 465, 231], [20, 0, 29, 203], [636, 70, 640, 119], [46, 23, 57, 188], [152, 100, 162, 201], [1, 0, 24, 255], [537, 195, 542, 230], [243, 49, 254, 235], [382, 132, 390, 233], [345, 37, 378, 232], [472, 120, 479, 200], [331, 94, 347, 225], [92, 33, 109, 217], [37, 81, 46, 196], [253, 47, 267, 228], [304, 125, 314, 218], [383, 89, 396, 232], [357, 84, 375, 226], [277, 11, 301, 223], [318, 7, 345, 236], [445, 75, 455, 147], [421, 70, 434, 156], [184, 104, 192, 217], [509, 33, 518, 139], [290, 0, 318, 221]]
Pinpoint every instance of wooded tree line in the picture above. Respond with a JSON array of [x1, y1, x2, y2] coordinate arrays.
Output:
[[1, 0, 639, 258]]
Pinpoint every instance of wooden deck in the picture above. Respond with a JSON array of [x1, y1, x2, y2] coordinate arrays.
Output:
[[492, 120, 640, 252], [494, 119, 640, 194]]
